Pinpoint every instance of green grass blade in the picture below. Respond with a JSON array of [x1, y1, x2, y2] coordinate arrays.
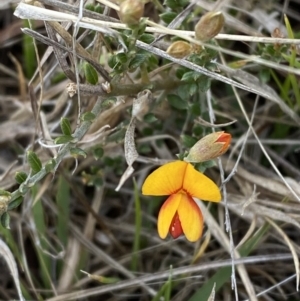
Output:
[[131, 179, 142, 271], [151, 270, 173, 301], [283, 15, 300, 107], [31, 185, 51, 289], [55, 175, 70, 247], [22, 19, 36, 79]]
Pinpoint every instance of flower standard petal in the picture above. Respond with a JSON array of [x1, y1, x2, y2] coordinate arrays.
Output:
[[157, 193, 181, 239], [183, 163, 221, 202], [142, 161, 187, 196], [177, 195, 203, 242]]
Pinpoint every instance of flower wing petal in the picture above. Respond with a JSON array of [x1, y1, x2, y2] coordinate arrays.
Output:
[[142, 161, 187, 196], [157, 194, 181, 239], [178, 195, 203, 242], [183, 163, 221, 202]]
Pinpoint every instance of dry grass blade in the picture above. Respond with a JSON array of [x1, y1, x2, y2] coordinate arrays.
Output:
[[44, 254, 293, 301], [0, 239, 25, 301]]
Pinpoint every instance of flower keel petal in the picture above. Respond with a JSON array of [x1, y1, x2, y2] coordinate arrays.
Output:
[[169, 213, 183, 239]]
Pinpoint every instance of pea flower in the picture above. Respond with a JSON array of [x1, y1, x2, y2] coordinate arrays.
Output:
[[184, 131, 231, 163], [142, 161, 221, 242]]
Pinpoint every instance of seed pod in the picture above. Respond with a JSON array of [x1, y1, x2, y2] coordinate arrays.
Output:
[[166, 41, 192, 58], [195, 11, 225, 42], [119, 0, 144, 25]]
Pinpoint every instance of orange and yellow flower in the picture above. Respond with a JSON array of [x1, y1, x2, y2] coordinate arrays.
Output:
[[142, 161, 221, 242]]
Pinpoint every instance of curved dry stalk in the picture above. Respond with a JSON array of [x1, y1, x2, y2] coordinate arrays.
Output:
[[265, 217, 299, 291], [0, 238, 25, 301]]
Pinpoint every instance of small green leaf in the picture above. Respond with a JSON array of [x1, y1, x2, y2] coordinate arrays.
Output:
[[27, 151, 42, 174], [70, 147, 87, 158], [144, 113, 157, 123], [201, 160, 216, 168], [81, 112, 96, 122], [128, 54, 148, 70], [84, 62, 98, 85], [93, 147, 104, 160], [194, 162, 207, 173], [167, 94, 188, 110], [139, 33, 155, 44], [108, 55, 118, 69], [160, 12, 177, 24], [181, 134, 197, 148], [197, 76, 211, 92], [181, 71, 201, 82], [1, 212, 10, 229], [190, 103, 201, 116], [176, 67, 186, 79], [15, 171, 28, 184], [142, 127, 153, 136], [60, 117, 72, 136], [7, 196, 23, 210], [95, 4, 103, 13], [192, 124, 203, 136], [85, 4, 95, 11], [54, 135, 74, 144], [188, 82, 198, 96], [164, 0, 189, 9], [116, 53, 128, 64], [103, 156, 115, 167]]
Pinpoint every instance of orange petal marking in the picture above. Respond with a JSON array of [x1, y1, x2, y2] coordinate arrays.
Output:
[[183, 163, 221, 202], [142, 161, 187, 196], [157, 193, 181, 239], [178, 195, 203, 242]]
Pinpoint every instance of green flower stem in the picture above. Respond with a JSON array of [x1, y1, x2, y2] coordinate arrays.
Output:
[[9, 97, 104, 204]]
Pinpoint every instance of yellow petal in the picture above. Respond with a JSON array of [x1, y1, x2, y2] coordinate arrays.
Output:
[[142, 161, 187, 196], [157, 193, 181, 239], [183, 163, 221, 202], [178, 195, 203, 242]]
